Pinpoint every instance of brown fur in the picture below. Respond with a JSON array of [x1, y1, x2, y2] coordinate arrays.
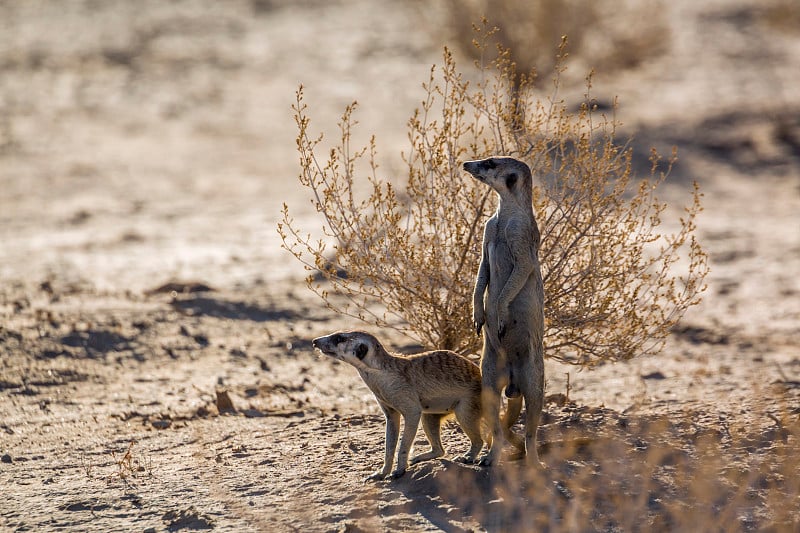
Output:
[[312, 330, 485, 480]]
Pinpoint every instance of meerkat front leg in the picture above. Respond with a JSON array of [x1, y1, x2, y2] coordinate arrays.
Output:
[[496, 226, 534, 337], [473, 226, 492, 335], [367, 404, 401, 481], [389, 409, 421, 479]]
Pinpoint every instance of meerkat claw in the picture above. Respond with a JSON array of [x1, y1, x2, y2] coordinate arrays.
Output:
[[388, 468, 406, 480], [366, 471, 386, 482]]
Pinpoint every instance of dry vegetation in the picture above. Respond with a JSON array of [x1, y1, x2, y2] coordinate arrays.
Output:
[[424, 0, 670, 79], [406, 400, 800, 531], [761, 0, 800, 34], [279, 30, 708, 365]]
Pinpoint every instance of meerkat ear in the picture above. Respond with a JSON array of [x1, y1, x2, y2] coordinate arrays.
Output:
[[355, 343, 368, 360], [505, 172, 518, 190]]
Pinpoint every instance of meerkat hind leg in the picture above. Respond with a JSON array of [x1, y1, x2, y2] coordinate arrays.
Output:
[[453, 400, 484, 464], [411, 413, 446, 465], [521, 359, 546, 469], [523, 396, 545, 469], [478, 387, 507, 467], [503, 395, 526, 460]]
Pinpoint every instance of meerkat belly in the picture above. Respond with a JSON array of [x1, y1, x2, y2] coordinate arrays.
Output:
[[417, 394, 460, 414], [361, 371, 419, 412], [487, 241, 513, 282], [487, 239, 537, 312]]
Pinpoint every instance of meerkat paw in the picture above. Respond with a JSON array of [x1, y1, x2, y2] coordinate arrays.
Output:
[[507, 448, 526, 462], [497, 321, 507, 339], [365, 470, 388, 481], [526, 457, 547, 470], [411, 451, 444, 465], [473, 313, 485, 336], [388, 468, 406, 480], [454, 454, 477, 464], [496, 307, 510, 338], [478, 451, 499, 467]]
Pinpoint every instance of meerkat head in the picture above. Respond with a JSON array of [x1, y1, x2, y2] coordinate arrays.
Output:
[[312, 330, 382, 370], [463, 156, 533, 202]]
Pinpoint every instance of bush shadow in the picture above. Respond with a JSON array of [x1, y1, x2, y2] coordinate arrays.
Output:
[[58, 329, 135, 359], [169, 296, 299, 322]]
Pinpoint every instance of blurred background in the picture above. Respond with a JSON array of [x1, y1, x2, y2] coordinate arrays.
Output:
[[1, 0, 798, 317]]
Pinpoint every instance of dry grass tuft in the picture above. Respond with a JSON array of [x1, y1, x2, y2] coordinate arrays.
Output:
[[279, 31, 708, 366], [107, 440, 150, 484]]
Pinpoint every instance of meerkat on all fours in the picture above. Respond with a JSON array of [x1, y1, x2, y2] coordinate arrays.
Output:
[[463, 156, 546, 469], [312, 330, 490, 481]]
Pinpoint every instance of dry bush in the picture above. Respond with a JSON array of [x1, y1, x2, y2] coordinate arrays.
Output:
[[278, 30, 708, 365], [425, 0, 670, 80], [762, 0, 800, 34]]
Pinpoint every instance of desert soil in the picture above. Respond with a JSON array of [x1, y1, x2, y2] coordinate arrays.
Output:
[[1, 0, 799, 531]]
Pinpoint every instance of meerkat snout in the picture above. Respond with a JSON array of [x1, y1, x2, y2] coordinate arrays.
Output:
[[311, 334, 337, 355], [463, 158, 496, 175]]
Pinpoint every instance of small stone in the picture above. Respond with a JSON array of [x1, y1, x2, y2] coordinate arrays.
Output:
[[1, 454, 12, 464]]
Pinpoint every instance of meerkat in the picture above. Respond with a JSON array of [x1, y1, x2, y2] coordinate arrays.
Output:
[[463, 156, 546, 468], [312, 330, 487, 480]]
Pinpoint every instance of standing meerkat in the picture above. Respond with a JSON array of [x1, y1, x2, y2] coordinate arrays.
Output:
[[463, 156, 545, 468], [312, 330, 486, 480]]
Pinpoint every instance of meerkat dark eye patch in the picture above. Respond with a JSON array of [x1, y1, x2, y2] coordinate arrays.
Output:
[[505, 172, 518, 189], [482, 159, 497, 170], [331, 334, 344, 344], [355, 343, 368, 359]]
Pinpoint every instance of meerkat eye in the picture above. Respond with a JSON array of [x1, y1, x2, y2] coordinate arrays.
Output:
[[505, 172, 518, 189], [483, 159, 497, 170], [355, 343, 368, 359], [331, 334, 344, 344]]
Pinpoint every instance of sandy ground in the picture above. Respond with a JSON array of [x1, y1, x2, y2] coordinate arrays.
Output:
[[1, 0, 799, 531]]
